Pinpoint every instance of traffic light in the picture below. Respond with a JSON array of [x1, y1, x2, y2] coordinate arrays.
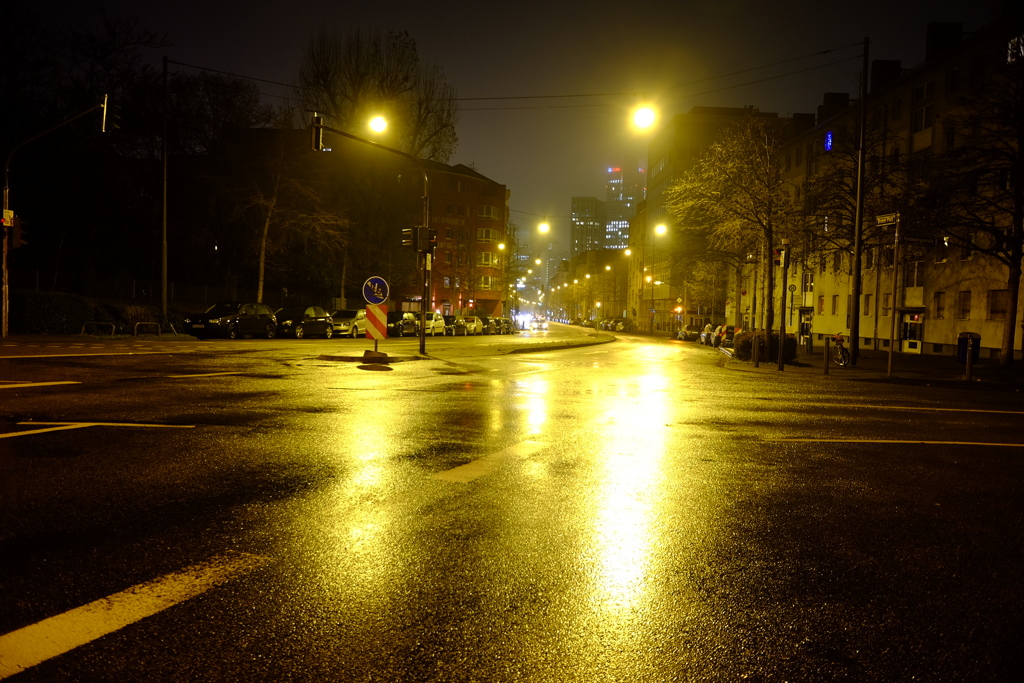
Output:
[[11, 217, 27, 249], [311, 115, 323, 151], [401, 227, 417, 248], [426, 228, 437, 254]]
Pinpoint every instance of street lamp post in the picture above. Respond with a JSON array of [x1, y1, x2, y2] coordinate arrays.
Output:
[[312, 114, 431, 354]]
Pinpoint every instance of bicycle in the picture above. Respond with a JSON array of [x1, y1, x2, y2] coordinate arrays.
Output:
[[831, 332, 851, 366]]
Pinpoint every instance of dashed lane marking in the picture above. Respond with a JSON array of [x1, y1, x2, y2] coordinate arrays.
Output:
[[0, 551, 271, 679], [0, 381, 80, 390], [165, 372, 245, 378], [0, 351, 181, 360], [434, 440, 546, 483], [0, 422, 195, 440]]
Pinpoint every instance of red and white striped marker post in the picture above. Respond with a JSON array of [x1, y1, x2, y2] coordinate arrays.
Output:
[[366, 304, 387, 352]]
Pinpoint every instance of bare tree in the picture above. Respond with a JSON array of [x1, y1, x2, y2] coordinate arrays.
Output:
[[918, 29, 1024, 365], [665, 116, 801, 338], [296, 28, 458, 162]]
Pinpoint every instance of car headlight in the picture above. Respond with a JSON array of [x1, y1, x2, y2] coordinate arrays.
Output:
[[208, 318, 221, 324]]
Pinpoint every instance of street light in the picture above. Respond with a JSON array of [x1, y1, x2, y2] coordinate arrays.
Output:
[[368, 116, 388, 133], [631, 104, 659, 132]]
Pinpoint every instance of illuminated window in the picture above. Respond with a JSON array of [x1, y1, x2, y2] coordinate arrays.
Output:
[[831, 295, 839, 315], [863, 293, 872, 315], [818, 295, 825, 315]]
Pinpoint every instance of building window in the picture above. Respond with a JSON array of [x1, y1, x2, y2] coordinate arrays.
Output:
[[863, 293, 873, 315], [478, 276, 494, 290], [957, 290, 972, 319], [477, 205, 500, 220], [934, 291, 946, 319], [961, 239, 974, 261], [905, 261, 924, 287], [802, 272, 814, 293], [882, 293, 892, 317], [831, 295, 839, 315], [865, 247, 874, 269], [818, 295, 825, 315], [445, 227, 453, 239], [445, 253, 452, 264], [443, 276, 451, 287], [988, 290, 1009, 320], [476, 252, 495, 266], [477, 228, 497, 243], [455, 205, 464, 216], [445, 203, 452, 215]]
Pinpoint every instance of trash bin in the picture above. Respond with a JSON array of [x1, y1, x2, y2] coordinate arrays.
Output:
[[957, 331, 981, 363]]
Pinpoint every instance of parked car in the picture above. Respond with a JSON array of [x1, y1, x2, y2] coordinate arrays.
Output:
[[494, 317, 514, 334], [275, 305, 333, 339], [477, 315, 497, 335], [676, 324, 701, 342], [332, 309, 367, 338], [529, 318, 549, 331], [418, 311, 446, 336], [463, 315, 483, 335], [184, 302, 278, 340], [443, 314, 468, 336], [386, 311, 418, 337]]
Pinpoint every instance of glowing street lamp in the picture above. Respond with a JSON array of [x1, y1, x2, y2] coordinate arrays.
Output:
[[631, 104, 658, 131], [538, 222, 550, 234], [369, 116, 388, 133]]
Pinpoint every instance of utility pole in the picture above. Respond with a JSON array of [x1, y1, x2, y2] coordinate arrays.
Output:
[[850, 37, 870, 365]]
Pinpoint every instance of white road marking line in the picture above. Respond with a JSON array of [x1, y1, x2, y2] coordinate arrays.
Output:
[[434, 440, 546, 483], [0, 422, 195, 440], [837, 403, 1024, 416], [0, 381, 80, 390], [768, 438, 1024, 447], [165, 372, 244, 378], [0, 552, 271, 679], [0, 352, 181, 360]]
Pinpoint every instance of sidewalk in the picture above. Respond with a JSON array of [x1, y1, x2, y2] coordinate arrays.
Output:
[[721, 344, 1024, 391]]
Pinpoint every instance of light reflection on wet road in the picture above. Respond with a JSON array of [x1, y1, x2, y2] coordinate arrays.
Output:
[[4, 332, 1024, 680]]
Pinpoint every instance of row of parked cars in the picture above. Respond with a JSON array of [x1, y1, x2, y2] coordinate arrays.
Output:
[[182, 303, 517, 340]]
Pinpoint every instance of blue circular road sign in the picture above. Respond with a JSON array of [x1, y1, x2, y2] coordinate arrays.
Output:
[[363, 276, 389, 305]]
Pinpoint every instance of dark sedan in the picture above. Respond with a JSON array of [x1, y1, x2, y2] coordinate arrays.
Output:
[[275, 305, 333, 339], [443, 314, 468, 336], [184, 302, 278, 339]]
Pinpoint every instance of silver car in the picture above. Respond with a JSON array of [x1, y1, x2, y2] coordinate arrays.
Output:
[[331, 309, 367, 338]]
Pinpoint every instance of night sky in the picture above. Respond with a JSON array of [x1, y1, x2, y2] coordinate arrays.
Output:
[[53, 0, 1005, 254]]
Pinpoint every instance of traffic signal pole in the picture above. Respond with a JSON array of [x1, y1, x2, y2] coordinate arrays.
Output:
[[311, 115, 431, 354], [2, 97, 108, 337]]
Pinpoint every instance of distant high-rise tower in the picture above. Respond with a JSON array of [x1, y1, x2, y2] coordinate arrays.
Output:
[[604, 166, 644, 249], [570, 197, 606, 259]]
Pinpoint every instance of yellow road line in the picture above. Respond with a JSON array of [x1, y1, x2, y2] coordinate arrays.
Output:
[[165, 372, 244, 378], [0, 422, 195, 440], [434, 440, 546, 483], [0, 351, 182, 360], [0, 381, 80, 390], [0, 552, 271, 679], [769, 437, 1024, 447], [839, 403, 1024, 416]]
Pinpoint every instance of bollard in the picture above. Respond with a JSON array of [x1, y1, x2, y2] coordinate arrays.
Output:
[[965, 336, 974, 381]]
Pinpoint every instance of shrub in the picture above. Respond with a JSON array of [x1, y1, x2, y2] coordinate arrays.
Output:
[[732, 330, 798, 364], [10, 290, 93, 334]]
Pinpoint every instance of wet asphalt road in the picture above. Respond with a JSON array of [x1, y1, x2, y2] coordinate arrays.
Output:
[[2, 327, 1024, 681]]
